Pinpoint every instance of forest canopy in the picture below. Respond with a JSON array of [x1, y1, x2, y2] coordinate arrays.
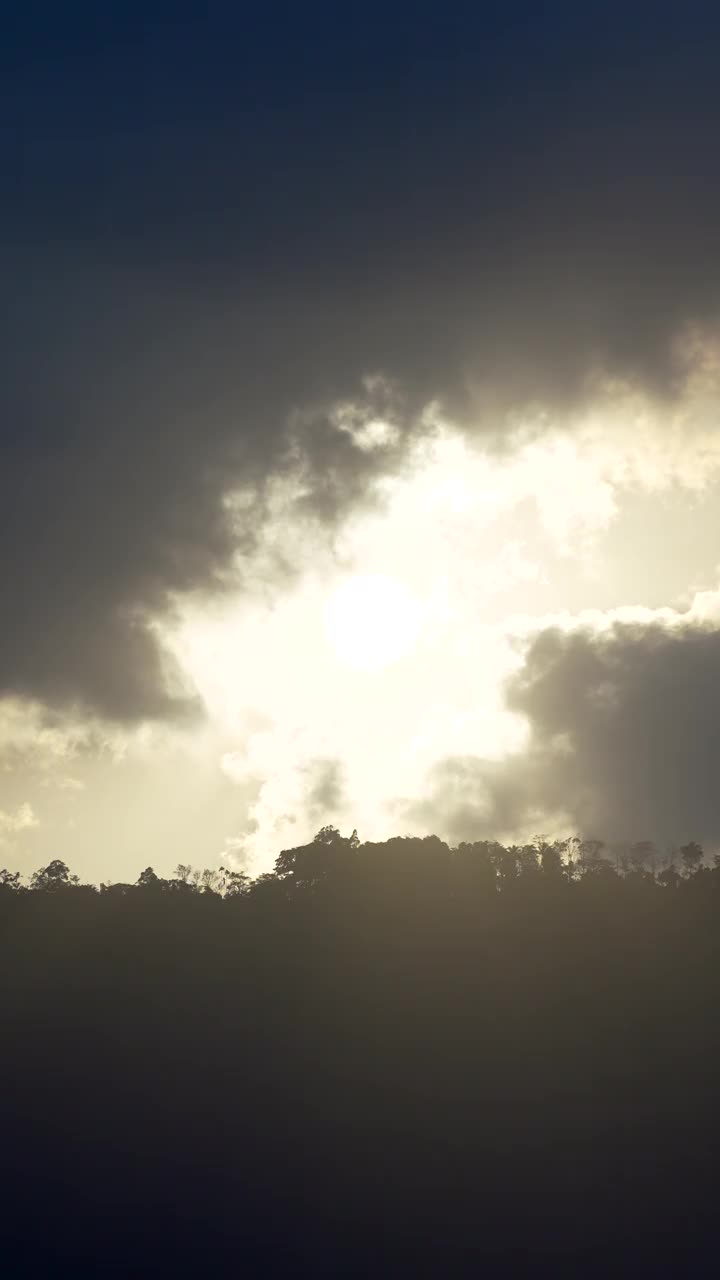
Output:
[[1, 826, 713, 899]]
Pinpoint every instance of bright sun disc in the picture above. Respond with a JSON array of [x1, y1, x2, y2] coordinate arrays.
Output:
[[324, 574, 422, 672]]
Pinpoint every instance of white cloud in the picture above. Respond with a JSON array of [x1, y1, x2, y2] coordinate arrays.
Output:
[[0, 801, 39, 843]]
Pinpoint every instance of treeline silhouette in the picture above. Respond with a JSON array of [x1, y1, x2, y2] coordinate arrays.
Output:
[[2, 826, 719, 1274]]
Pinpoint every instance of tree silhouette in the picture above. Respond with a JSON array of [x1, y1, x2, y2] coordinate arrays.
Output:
[[680, 841, 704, 875], [30, 859, 79, 892]]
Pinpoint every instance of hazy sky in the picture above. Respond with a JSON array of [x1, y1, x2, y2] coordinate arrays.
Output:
[[5, 3, 720, 879]]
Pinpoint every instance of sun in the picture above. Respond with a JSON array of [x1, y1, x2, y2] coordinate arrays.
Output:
[[324, 574, 422, 672]]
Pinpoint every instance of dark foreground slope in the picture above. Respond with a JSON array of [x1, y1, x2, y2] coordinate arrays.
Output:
[[1, 834, 719, 1275]]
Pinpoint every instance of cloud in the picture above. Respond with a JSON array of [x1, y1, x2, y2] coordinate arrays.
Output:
[[0, 802, 38, 843], [410, 591, 720, 847], [171, 378, 720, 867], [305, 757, 345, 818], [0, 698, 132, 786], [0, 265, 434, 723], [6, 4, 720, 723], [220, 727, 347, 870]]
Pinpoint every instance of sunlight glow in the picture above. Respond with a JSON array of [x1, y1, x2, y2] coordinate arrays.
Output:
[[164, 412, 678, 869], [324, 574, 422, 671]]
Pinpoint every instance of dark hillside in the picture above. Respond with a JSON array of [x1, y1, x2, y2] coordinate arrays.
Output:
[[2, 832, 718, 1274]]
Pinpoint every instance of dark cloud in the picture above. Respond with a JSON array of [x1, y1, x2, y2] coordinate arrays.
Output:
[[1, 260, 425, 719], [414, 618, 720, 846], [5, 4, 720, 717], [405, 754, 548, 848], [305, 758, 346, 823]]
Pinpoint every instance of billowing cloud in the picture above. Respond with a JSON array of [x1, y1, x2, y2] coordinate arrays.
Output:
[[412, 591, 720, 848], [5, 8, 720, 723], [220, 736, 347, 869]]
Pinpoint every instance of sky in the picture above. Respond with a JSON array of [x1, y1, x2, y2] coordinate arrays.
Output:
[[4, 2, 720, 879]]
